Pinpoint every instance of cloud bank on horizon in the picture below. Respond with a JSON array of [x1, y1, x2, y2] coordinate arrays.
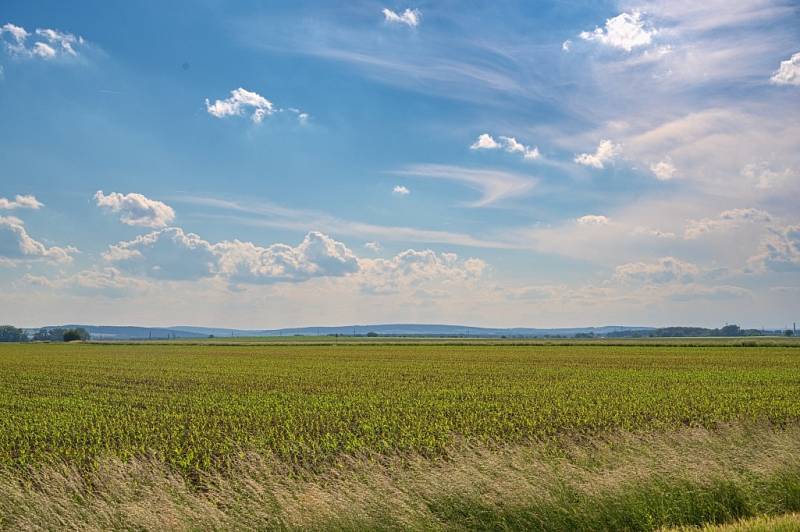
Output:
[[0, 0, 798, 328]]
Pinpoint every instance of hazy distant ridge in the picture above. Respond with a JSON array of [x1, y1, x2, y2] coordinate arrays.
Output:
[[41, 324, 655, 340]]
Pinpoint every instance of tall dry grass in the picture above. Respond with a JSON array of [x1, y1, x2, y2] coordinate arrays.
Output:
[[1, 423, 799, 531]]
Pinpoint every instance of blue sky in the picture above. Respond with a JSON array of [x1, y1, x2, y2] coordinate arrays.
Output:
[[1, 0, 799, 328]]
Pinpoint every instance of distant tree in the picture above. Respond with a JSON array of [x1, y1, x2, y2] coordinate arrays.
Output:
[[366, 331, 379, 337], [208, 334, 215, 338], [63, 328, 90, 342], [785, 330, 795, 337], [0, 325, 28, 342], [719, 325, 742, 337], [33, 328, 67, 342]]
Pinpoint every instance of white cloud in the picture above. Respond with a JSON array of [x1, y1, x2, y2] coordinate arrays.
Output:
[[365, 241, 382, 253], [392, 185, 410, 196], [470, 133, 539, 160], [621, 108, 800, 195], [31, 42, 55, 59], [770, 52, 800, 86], [395, 164, 534, 207], [613, 256, 699, 284], [576, 214, 610, 225], [562, 40, 572, 52], [34, 28, 81, 56], [105, 228, 361, 285], [684, 208, 772, 239], [650, 159, 676, 180], [103, 228, 220, 280], [580, 11, 657, 52], [470, 133, 500, 150], [748, 224, 800, 272], [1, 23, 28, 43], [499, 136, 540, 160], [1, 23, 85, 59], [382, 8, 421, 27], [217, 231, 360, 285], [359, 249, 485, 295], [205, 88, 275, 123], [95, 191, 176, 228], [574, 139, 618, 168], [0, 195, 43, 210], [0, 215, 76, 264], [740, 162, 794, 190]]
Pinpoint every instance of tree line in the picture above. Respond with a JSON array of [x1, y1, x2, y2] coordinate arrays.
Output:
[[0, 326, 90, 342]]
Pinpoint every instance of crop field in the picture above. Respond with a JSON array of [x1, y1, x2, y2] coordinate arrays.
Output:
[[1, 341, 800, 530]]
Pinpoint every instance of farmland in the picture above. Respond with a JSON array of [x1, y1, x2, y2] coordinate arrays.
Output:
[[1, 340, 800, 530]]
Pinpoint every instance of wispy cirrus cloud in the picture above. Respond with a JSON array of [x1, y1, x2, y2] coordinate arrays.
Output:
[[175, 196, 518, 249], [393, 164, 535, 207]]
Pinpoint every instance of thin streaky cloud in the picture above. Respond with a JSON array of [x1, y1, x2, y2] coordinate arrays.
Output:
[[393, 164, 535, 207], [174, 196, 521, 250]]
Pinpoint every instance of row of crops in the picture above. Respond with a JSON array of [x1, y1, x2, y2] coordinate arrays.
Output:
[[1, 343, 798, 475]]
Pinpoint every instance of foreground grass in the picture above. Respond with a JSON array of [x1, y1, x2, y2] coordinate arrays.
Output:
[[1, 423, 799, 531], [668, 513, 800, 531]]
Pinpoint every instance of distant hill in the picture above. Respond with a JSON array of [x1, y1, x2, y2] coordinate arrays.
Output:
[[26, 323, 655, 340], [171, 324, 655, 339]]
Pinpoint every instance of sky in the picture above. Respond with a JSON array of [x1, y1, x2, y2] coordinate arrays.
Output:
[[1, 0, 799, 329]]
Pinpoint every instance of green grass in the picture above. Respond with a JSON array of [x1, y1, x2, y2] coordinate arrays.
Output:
[[1, 342, 799, 474]]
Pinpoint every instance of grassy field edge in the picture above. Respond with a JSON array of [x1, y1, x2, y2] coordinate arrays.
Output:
[[2, 422, 799, 531]]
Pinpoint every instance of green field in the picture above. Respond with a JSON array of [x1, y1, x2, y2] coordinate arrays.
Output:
[[1, 341, 799, 530]]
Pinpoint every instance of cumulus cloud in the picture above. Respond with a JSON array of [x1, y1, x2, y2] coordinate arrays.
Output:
[[0, 215, 76, 264], [470, 133, 500, 150], [613, 256, 699, 284], [0, 195, 43, 210], [650, 159, 676, 180], [747, 224, 800, 272], [34, 28, 81, 56], [574, 139, 618, 169], [1, 22, 85, 59], [770, 52, 800, 86], [359, 249, 486, 295], [395, 164, 534, 207], [393, 185, 410, 196], [684, 208, 772, 239], [470, 133, 539, 160], [576, 215, 610, 225], [205, 88, 276, 123], [105, 229, 361, 285], [216, 231, 359, 285], [365, 241, 382, 253], [103, 228, 218, 280], [562, 40, 572, 52], [94, 191, 176, 228], [579, 11, 656, 52], [382, 8, 421, 27]]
